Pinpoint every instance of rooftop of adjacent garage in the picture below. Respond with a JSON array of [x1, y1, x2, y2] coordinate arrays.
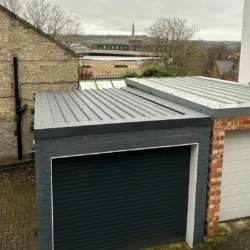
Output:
[[126, 77, 250, 118], [34, 87, 209, 139]]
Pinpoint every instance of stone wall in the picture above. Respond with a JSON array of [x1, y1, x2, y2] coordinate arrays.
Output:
[[0, 8, 79, 163]]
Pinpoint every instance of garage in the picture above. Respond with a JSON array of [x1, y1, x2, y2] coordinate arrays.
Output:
[[220, 130, 250, 221], [126, 76, 250, 236], [34, 86, 211, 250], [53, 147, 190, 250]]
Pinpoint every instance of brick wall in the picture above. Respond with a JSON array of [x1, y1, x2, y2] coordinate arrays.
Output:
[[35, 126, 211, 250], [0, 9, 79, 163], [206, 116, 250, 237]]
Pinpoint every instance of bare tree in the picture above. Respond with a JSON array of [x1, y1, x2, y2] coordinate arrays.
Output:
[[0, 0, 23, 15], [206, 42, 229, 61], [1, 0, 83, 47], [143, 17, 204, 76]]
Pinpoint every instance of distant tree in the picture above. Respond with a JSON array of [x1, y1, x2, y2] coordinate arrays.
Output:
[[207, 42, 229, 61], [143, 17, 204, 76], [0, 0, 23, 14], [0, 0, 83, 47]]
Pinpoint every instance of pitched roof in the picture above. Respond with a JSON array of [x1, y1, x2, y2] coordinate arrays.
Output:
[[0, 4, 78, 57], [216, 61, 233, 75]]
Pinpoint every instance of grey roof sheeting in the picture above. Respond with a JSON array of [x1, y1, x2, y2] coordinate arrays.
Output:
[[126, 76, 250, 118], [217, 61, 234, 75], [34, 88, 209, 139]]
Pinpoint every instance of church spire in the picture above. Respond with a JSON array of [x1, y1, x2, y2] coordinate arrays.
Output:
[[131, 21, 135, 40]]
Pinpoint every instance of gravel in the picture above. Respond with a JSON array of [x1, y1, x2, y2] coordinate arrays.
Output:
[[0, 164, 36, 183]]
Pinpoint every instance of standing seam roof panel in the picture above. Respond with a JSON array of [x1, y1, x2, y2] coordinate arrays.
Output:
[[47, 92, 67, 123], [69, 91, 102, 121], [105, 89, 178, 117], [111, 89, 181, 116], [150, 78, 231, 104], [183, 78, 250, 102], [136, 79, 225, 106], [155, 78, 247, 103], [78, 91, 119, 120], [86, 90, 133, 119], [92, 89, 149, 118]]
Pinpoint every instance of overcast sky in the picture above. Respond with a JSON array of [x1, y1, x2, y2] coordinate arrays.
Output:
[[53, 0, 244, 41]]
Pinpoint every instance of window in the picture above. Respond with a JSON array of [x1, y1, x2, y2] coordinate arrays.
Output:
[[115, 65, 128, 68], [104, 46, 106, 49]]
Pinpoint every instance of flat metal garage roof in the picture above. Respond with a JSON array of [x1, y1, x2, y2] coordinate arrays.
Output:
[[34, 87, 209, 139], [126, 77, 250, 118]]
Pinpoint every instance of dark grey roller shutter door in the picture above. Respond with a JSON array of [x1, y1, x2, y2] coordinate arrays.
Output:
[[52, 146, 191, 250]]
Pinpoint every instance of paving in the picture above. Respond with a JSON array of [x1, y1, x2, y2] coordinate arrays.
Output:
[[0, 183, 37, 250], [0, 167, 250, 250]]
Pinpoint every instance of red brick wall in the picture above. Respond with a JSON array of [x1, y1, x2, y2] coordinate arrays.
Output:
[[206, 116, 250, 237]]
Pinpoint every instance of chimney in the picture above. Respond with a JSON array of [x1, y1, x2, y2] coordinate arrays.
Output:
[[239, 0, 250, 84]]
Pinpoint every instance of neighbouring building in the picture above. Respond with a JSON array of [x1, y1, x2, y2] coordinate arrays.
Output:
[[126, 76, 250, 238], [80, 55, 157, 78], [0, 4, 79, 164], [91, 22, 143, 51], [211, 60, 239, 82]]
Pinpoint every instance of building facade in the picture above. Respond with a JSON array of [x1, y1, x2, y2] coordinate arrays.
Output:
[[211, 60, 239, 82], [0, 5, 79, 164], [91, 22, 143, 51]]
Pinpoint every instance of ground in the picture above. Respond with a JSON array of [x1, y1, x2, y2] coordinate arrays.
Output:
[[0, 165, 37, 250], [0, 165, 250, 250]]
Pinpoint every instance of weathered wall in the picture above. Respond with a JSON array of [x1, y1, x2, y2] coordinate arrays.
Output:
[[210, 62, 221, 79], [0, 9, 79, 163], [80, 59, 145, 78], [35, 126, 211, 250]]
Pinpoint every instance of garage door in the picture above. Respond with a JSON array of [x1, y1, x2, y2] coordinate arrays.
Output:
[[52, 146, 191, 250], [220, 130, 250, 221]]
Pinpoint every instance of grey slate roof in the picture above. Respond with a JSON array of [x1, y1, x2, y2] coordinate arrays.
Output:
[[126, 76, 250, 118], [217, 61, 234, 75], [34, 87, 209, 139]]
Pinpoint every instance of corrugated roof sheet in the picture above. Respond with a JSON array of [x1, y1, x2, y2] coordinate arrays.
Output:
[[34, 87, 208, 139], [126, 76, 250, 118]]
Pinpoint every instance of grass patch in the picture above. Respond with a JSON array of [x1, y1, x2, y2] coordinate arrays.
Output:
[[195, 233, 228, 249]]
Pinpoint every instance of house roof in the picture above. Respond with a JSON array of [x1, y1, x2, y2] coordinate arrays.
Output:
[[34, 87, 209, 139], [126, 76, 250, 118], [0, 4, 78, 57], [216, 61, 234, 75]]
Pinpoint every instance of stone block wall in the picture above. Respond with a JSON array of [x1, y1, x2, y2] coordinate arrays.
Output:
[[0, 8, 79, 163]]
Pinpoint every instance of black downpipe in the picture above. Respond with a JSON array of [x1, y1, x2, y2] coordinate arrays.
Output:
[[14, 57, 23, 160]]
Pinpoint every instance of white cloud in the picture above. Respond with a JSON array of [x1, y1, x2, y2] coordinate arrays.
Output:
[[51, 0, 244, 40]]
